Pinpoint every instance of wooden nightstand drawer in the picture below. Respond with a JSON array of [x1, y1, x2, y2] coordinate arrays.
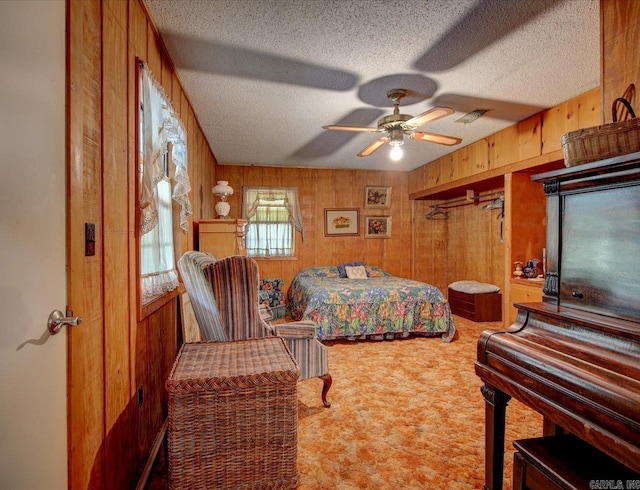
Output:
[[509, 279, 543, 324]]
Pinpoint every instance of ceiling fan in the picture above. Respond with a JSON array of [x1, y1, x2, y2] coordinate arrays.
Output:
[[322, 88, 462, 160]]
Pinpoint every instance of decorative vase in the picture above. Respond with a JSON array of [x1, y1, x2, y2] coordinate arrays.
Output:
[[523, 259, 540, 279], [513, 261, 524, 278]]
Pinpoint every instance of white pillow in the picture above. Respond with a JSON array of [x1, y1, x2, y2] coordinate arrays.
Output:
[[448, 280, 500, 294], [345, 265, 368, 279]]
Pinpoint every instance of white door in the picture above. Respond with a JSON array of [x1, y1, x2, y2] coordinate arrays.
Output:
[[0, 1, 68, 488]]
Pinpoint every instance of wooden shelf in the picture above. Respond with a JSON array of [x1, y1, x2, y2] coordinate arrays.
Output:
[[409, 149, 564, 201]]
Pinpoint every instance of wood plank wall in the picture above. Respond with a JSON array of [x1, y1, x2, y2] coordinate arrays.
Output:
[[67, 1, 105, 488], [215, 166, 411, 288], [601, 0, 640, 118], [412, 190, 505, 294], [68, 1, 217, 488], [211, 167, 502, 298], [411, 88, 600, 298]]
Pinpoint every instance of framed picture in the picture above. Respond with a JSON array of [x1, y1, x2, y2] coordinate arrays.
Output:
[[365, 186, 392, 208], [324, 208, 360, 236], [365, 216, 391, 238]]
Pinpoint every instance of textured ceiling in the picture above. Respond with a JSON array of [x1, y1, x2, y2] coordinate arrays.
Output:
[[145, 0, 600, 171]]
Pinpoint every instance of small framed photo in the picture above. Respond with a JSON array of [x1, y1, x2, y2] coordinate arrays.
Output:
[[365, 186, 392, 208], [324, 208, 360, 236], [365, 216, 391, 238]]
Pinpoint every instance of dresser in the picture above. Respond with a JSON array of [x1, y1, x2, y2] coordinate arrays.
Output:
[[198, 219, 247, 258]]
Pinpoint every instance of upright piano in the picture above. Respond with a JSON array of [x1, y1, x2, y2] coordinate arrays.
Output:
[[475, 152, 640, 489]]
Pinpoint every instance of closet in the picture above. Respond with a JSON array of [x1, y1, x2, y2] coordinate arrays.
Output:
[[410, 88, 601, 326]]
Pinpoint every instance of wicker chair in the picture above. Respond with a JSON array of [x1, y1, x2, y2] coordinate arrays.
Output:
[[177, 251, 332, 407]]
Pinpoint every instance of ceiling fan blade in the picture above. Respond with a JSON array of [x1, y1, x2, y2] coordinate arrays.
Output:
[[410, 131, 462, 146], [322, 124, 379, 132], [357, 137, 389, 157], [404, 106, 455, 129]]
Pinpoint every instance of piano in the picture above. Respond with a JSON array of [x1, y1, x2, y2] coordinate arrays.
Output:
[[475, 152, 640, 490]]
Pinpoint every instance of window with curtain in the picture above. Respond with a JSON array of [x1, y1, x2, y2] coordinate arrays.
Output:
[[139, 60, 192, 304], [242, 187, 305, 258]]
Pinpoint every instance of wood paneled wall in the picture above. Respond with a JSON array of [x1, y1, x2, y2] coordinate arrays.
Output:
[[67, 1, 105, 488], [68, 1, 217, 488], [408, 88, 601, 300], [215, 166, 411, 288], [602, 0, 640, 119], [412, 190, 505, 294]]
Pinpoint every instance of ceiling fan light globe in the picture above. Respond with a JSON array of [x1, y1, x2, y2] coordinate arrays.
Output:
[[390, 144, 403, 161]]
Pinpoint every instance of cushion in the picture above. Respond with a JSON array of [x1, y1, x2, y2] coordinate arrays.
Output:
[[365, 266, 389, 277], [448, 280, 500, 294], [345, 265, 368, 279], [338, 261, 365, 278], [260, 278, 283, 292]]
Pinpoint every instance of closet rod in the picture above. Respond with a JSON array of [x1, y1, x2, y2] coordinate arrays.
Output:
[[430, 191, 503, 210]]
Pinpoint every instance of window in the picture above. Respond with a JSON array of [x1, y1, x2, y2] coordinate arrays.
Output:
[[138, 61, 192, 305], [242, 187, 305, 258], [140, 154, 176, 302]]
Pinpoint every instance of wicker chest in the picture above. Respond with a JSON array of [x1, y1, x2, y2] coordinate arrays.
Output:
[[166, 337, 300, 489]]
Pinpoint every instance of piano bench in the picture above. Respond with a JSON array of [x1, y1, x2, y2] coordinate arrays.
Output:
[[447, 287, 502, 322], [513, 434, 640, 490]]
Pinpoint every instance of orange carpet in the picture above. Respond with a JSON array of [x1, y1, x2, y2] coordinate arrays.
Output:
[[147, 315, 542, 489], [294, 316, 542, 489]]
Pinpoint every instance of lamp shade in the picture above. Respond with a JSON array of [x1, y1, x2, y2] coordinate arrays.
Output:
[[212, 180, 233, 197]]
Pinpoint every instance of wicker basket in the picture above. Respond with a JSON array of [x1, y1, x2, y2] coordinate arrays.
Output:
[[166, 338, 300, 489], [561, 89, 640, 167], [561, 118, 640, 167]]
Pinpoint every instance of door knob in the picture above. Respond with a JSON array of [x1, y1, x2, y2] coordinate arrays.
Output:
[[48, 309, 83, 335]]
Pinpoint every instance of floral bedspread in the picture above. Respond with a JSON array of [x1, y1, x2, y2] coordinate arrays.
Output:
[[287, 266, 455, 342]]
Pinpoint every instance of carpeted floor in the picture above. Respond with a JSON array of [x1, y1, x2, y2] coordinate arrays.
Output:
[[147, 315, 543, 488]]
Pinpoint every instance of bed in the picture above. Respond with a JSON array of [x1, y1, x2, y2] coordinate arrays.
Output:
[[287, 264, 455, 342]]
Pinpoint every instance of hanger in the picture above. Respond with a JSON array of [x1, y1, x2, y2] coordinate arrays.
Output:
[[425, 205, 449, 220], [482, 195, 504, 210]]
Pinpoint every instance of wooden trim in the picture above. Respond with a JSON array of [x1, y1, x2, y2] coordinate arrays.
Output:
[[135, 419, 167, 490], [140, 285, 183, 320], [135, 57, 144, 322], [409, 149, 564, 201], [67, 1, 106, 487]]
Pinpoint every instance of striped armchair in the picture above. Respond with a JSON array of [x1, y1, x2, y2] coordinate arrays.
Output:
[[177, 251, 331, 407]]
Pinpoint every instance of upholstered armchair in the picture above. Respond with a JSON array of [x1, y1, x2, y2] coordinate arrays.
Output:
[[177, 251, 331, 407]]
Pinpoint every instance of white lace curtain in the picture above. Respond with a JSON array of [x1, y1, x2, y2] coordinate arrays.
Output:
[[242, 187, 305, 257], [243, 187, 304, 235], [139, 61, 192, 302]]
